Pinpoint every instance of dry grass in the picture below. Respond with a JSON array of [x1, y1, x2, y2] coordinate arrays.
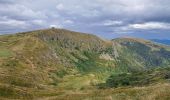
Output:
[[47, 83, 170, 100]]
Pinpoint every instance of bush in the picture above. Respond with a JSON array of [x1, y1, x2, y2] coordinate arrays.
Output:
[[106, 73, 132, 87], [104, 67, 170, 88]]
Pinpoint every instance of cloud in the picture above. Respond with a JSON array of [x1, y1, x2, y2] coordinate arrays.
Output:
[[56, 3, 64, 10], [0, 20, 27, 29], [64, 20, 74, 24], [0, 20, 26, 27], [103, 20, 123, 26], [31, 20, 45, 25], [0, 0, 15, 4], [0, 16, 28, 28], [129, 22, 170, 30], [0, 4, 47, 20]]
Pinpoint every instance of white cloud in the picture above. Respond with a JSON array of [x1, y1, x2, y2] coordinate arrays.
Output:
[[56, 3, 64, 10], [0, 4, 47, 19], [129, 22, 170, 29], [103, 20, 123, 26], [32, 20, 45, 25], [64, 20, 74, 24], [0, 19, 27, 28]]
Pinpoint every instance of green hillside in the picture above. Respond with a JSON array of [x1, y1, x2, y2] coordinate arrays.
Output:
[[0, 28, 170, 100]]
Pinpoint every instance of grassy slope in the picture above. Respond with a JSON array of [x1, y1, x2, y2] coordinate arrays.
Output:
[[0, 29, 170, 99], [52, 83, 170, 100], [112, 38, 170, 72]]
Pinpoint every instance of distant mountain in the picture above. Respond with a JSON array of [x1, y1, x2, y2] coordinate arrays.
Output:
[[0, 28, 170, 99], [151, 39, 170, 45]]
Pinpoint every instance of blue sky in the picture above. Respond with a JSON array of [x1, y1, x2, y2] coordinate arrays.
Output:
[[0, 0, 170, 39]]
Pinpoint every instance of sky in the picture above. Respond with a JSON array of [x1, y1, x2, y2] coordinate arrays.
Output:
[[0, 0, 170, 39]]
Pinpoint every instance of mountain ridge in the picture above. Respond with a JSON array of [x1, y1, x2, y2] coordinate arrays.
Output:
[[0, 28, 170, 99]]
